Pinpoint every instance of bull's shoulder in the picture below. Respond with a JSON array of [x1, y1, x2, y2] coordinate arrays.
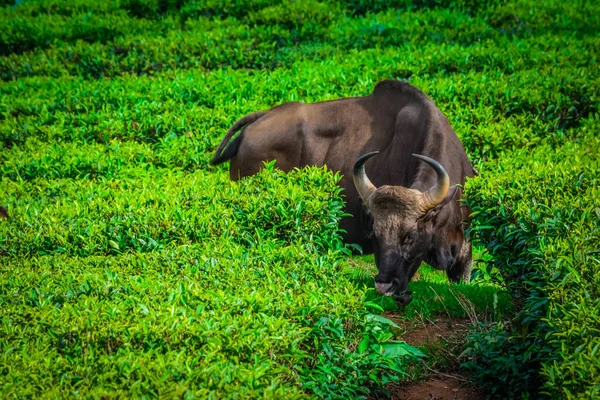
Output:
[[371, 80, 431, 103]]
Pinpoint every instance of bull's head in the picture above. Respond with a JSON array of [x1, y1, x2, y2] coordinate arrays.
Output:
[[353, 152, 460, 307]]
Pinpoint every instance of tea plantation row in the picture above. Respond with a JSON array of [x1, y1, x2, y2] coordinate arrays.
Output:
[[1, 165, 423, 398], [1, 0, 599, 398], [464, 131, 599, 398]]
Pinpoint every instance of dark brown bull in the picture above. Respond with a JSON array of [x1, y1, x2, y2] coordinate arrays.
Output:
[[211, 80, 475, 306]]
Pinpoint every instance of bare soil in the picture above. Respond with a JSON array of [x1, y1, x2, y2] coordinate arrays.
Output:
[[370, 314, 487, 399], [385, 378, 485, 400], [387, 314, 470, 347]]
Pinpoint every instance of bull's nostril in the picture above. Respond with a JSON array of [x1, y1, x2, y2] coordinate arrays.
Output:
[[394, 292, 413, 307], [375, 282, 394, 295]]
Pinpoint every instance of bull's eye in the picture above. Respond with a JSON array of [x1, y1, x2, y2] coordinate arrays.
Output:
[[403, 231, 417, 245]]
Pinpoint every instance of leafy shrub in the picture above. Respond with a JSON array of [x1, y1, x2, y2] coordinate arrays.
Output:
[[0, 164, 422, 397], [487, 0, 599, 36], [463, 131, 600, 398], [0, 7, 161, 56], [179, 0, 279, 20], [461, 322, 543, 398], [341, 0, 502, 16]]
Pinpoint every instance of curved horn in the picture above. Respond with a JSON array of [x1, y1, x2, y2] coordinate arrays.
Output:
[[353, 151, 379, 203], [412, 154, 449, 212]]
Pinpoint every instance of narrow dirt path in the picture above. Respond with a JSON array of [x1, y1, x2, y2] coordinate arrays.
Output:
[[386, 378, 483, 400], [372, 315, 486, 400]]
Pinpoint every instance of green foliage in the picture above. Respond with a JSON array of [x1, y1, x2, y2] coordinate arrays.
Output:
[[461, 322, 543, 398], [0, 164, 421, 398], [340, 0, 502, 17], [300, 314, 423, 398], [1, 0, 599, 397], [463, 133, 600, 398]]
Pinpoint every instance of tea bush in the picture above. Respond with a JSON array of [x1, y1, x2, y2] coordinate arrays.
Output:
[[0, 164, 423, 398], [463, 131, 600, 398], [1, 0, 599, 397]]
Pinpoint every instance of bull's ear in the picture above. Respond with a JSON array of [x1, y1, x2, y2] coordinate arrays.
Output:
[[419, 185, 460, 222], [438, 185, 460, 209]]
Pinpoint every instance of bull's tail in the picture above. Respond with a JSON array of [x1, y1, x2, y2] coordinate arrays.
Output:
[[210, 111, 268, 166]]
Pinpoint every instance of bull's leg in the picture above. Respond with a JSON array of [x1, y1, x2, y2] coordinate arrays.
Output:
[[446, 239, 472, 283], [229, 154, 288, 181], [229, 137, 296, 181], [229, 156, 262, 181]]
